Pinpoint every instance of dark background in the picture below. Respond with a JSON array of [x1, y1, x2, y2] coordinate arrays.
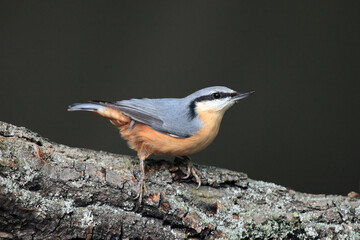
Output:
[[1, 1, 359, 195]]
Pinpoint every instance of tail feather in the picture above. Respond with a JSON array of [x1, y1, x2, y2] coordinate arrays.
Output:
[[68, 102, 130, 123], [67, 103, 105, 112]]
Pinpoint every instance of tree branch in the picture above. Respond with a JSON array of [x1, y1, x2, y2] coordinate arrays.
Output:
[[0, 121, 359, 239]]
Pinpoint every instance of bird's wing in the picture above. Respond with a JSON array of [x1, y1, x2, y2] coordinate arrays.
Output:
[[115, 99, 164, 127], [92, 98, 194, 138]]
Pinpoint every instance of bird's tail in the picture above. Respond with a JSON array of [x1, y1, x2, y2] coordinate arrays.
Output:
[[67, 103, 105, 112], [68, 102, 130, 124]]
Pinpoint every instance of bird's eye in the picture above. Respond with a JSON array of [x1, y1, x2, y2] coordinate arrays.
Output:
[[212, 92, 221, 99]]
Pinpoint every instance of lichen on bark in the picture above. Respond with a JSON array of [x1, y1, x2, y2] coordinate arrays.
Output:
[[0, 121, 359, 239]]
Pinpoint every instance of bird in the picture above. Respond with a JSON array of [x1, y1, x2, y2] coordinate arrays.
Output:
[[68, 86, 254, 204]]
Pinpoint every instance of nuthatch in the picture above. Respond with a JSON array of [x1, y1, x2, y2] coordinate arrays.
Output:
[[68, 86, 254, 203]]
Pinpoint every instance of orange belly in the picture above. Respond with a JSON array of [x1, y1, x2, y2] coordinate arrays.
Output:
[[101, 107, 223, 156]]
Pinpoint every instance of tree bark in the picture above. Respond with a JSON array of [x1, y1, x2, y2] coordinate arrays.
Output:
[[0, 121, 359, 240]]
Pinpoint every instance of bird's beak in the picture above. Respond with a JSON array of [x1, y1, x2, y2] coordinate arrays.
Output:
[[232, 90, 255, 101]]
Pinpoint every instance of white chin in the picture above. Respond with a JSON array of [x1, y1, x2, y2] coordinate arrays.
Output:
[[222, 102, 235, 111]]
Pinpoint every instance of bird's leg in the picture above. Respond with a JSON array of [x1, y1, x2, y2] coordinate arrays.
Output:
[[134, 152, 148, 204], [179, 156, 202, 189]]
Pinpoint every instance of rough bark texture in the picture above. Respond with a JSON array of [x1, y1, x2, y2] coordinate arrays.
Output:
[[0, 121, 359, 240]]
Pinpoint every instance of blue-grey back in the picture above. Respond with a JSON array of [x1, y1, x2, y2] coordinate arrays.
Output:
[[114, 97, 202, 138]]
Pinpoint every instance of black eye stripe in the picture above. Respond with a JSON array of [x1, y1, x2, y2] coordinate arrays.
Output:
[[213, 92, 221, 99], [194, 92, 237, 102]]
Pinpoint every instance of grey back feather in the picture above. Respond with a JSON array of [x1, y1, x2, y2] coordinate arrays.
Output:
[[111, 98, 202, 138]]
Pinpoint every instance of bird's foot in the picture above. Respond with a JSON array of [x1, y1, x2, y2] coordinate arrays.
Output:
[[134, 156, 148, 206], [134, 176, 147, 204], [179, 156, 202, 188]]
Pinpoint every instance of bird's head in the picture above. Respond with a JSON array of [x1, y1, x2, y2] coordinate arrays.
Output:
[[187, 86, 254, 119]]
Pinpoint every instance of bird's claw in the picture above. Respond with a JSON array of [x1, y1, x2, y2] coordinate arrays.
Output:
[[179, 156, 202, 188], [134, 176, 147, 204], [134, 156, 148, 206], [182, 165, 192, 179]]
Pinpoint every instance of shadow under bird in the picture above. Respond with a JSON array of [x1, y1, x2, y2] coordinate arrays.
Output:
[[68, 86, 254, 204]]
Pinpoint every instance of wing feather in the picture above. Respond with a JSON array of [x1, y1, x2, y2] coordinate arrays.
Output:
[[113, 99, 164, 126], [91, 98, 201, 138]]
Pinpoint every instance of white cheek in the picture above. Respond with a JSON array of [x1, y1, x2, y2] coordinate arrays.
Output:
[[197, 100, 233, 112]]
